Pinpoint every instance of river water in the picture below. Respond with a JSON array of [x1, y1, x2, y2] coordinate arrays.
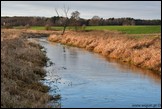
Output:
[[37, 38, 161, 108]]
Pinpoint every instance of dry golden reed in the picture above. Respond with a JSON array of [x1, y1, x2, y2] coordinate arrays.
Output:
[[48, 30, 161, 73]]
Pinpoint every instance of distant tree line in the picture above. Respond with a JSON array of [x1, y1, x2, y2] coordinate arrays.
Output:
[[1, 16, 161, 27]]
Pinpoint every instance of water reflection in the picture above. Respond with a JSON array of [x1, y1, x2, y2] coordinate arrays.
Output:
[[105, 57, 161, 84], [38, 38, 161, 108]]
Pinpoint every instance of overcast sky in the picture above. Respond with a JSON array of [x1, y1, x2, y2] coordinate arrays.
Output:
[[1, 1, 161, 19]]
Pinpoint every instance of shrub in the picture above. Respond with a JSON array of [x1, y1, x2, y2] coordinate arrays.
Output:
[[45, 25, 51, 30]]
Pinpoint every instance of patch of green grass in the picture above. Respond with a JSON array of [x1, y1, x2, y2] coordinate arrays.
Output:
[[86, 26, 161, 34], [30, 26, 46, 30], [20, 25, 161, 34], [30, 26, 63, 31]]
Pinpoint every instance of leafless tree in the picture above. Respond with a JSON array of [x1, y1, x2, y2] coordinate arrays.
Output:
[[71, 11, 80, 20], [55, 6, 69, 35], [71, 11, 80, 31]]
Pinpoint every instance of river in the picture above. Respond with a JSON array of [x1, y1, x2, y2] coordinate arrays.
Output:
[[37, 38, 161, 108]]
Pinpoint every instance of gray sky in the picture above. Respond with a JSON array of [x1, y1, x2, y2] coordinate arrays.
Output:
[[1, 1, 161, 19]]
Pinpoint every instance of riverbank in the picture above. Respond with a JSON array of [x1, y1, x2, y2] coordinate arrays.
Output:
[[1, 28, 160, 107], [48, 30, 161, 74], [39, 37, 161, 108], [1, 29, 59, 108]]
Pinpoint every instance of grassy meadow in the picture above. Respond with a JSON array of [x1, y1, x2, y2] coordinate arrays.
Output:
[[21, 25, 162, 34], [85, 26, 161, 34]]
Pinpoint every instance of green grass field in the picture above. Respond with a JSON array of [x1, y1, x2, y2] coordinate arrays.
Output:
[[85, 26, 161, 34], [30, 26, 63, 30], [14, 25, 161, 34]]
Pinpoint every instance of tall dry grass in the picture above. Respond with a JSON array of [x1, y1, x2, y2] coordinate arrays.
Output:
[[1, 29, 59, 108], [48, 30, 161, 74]]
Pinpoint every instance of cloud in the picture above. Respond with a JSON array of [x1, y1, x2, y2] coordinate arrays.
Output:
[[1, 1, 161, 19]]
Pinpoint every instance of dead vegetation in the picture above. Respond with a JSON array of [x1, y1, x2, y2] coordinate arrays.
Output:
[[48, 30, 161, 74], [1, 29, 59, 108]]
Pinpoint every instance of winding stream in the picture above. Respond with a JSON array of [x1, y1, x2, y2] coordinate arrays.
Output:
[[38, 38, 161, 108]]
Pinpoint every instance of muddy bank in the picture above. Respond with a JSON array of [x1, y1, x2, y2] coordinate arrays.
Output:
[[1, 29, 59, 108], [48, 31, 161, 74]]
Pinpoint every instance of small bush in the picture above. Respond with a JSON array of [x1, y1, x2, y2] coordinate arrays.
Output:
[[45, 25, 51, 30], [3, 25, 13, 29], [81, 24, 86, 31], [25, 24, 30, 29]]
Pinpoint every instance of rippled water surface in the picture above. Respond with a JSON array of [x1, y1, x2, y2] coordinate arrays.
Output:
[[38, 38, 161, 108]]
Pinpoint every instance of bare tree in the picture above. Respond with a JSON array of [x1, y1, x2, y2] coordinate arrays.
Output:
[[71, 11, 80, 31], [55, 6, 69, 35], [71, 11, 80, 20]]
